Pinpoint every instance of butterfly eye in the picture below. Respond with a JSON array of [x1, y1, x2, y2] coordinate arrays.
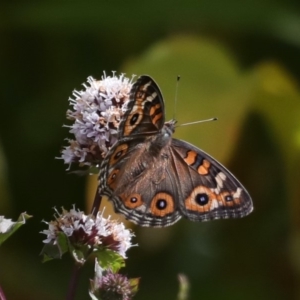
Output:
[[185, 186, 217, 213], [225, 195, 233, 202], [109, 143, 129, 166], [121, 193, 144, 209], [150, 193, 175, 217], [107, 169, 119, 188], [114, 150, 123, 159], [130, 113, 139, 125], [195, 193, 209, 206], [130, 197, 138, 203], [217, 191, 242, 207], [156, 199, 167, 209]]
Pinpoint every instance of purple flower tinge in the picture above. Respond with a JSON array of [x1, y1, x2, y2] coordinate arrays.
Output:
[[98, 271, 135, 300], [90, 261, 139, 300]]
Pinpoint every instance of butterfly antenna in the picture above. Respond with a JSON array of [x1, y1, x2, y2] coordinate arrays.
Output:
[[173, 75, 180, 120], [177, 117, 218, 128]]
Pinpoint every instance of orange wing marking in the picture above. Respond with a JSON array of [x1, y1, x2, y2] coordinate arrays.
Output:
[[150, 192, 175, 217], [185, 185, 218, 212], [197, 159, 211, 175], [184, 150, 197, 166], [121, 193, 144, 209], [109, 143, 129, 166]]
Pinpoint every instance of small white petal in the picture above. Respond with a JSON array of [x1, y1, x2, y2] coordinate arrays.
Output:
[[0, 216, 15, 233]]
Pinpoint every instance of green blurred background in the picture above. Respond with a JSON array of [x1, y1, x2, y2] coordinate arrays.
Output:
[[1, 1, 300, 299]]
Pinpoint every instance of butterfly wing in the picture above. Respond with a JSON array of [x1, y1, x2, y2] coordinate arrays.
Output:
[[118, 75, 165, 138], [99, 138, 253, 227], [170, 138, 253, 221], [99, 138, 182, 227]]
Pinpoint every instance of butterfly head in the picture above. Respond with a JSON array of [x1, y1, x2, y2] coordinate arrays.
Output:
[[164, 119, 177, 134]]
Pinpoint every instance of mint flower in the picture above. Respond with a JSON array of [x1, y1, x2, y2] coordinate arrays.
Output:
[[90, 260, 139, 300], [41, 206, 134, 260], [59, 72, 134, 169]]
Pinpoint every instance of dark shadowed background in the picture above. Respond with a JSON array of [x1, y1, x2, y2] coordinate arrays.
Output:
[[1, 1, 300, 299]]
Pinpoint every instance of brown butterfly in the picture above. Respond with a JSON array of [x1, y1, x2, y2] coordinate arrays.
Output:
[[98, 75, 253, 227]]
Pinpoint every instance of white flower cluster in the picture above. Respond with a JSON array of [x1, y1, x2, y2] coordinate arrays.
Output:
[[60, 72, 134, 169], [41, 206, 134, 258]]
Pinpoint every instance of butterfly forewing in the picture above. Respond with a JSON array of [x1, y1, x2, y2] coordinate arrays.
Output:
[[118, 75, 165, 138]]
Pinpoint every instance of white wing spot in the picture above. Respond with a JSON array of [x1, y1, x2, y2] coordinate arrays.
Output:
[[215, 172, 226, 188], [146, 92, 157, 102], [233, 188, 242, 198], [210, 199, 219, 209]]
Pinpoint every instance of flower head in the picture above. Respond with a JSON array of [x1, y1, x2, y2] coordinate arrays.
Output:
[[97, 270, 136, 300], [90, 262, 139, 300], [59, 72, 134, 169], [41, 206, 134, 259]]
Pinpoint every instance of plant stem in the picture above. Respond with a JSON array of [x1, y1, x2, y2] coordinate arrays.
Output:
[[91, 190, 103, 217], [65, 188, 102, 299], [0, 284, 7, 300], [66, 265, 81, 300], [177, 273, 189, 300]]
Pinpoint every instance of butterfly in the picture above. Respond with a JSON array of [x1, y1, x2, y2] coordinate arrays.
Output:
[[98, 75, 253, 227]]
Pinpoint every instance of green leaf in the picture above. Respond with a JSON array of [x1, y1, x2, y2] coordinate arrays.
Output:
[[0, 212, 32, 246], [246, 62, 300, 274], [41, 232, 69, 262], [71, 248, 86, 265], [57, 231, 69, 254], [95, 249, 125, 273], [129, 277, 140, 295], [248, 62, 300, 163], [123, 35, 252, 164], [41, 244, 62, 262]]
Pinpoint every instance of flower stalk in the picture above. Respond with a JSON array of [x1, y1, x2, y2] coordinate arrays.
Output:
[[66, 265, 81, 300]]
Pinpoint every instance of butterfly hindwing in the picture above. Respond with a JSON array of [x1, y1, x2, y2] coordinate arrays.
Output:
[[100, 138, 182, 227]]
